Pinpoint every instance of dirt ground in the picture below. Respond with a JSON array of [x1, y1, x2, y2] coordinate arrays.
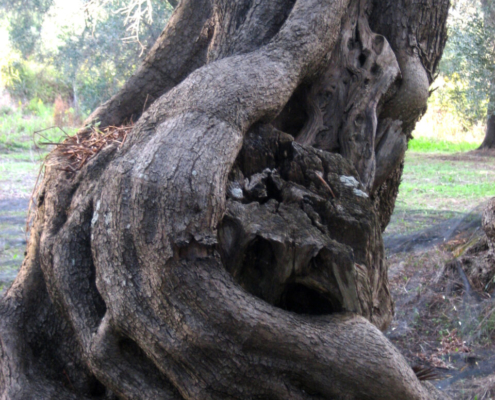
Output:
[[0, 148, 494, 398], [385, 150, 495, 399]]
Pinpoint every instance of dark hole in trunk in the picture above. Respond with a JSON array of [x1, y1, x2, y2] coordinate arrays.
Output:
[[271, 85, 308, 137], [89, 379, 107, 397], [280, 283, 342, 315], [237, 237, 277, 301], [358, 53, 367, 67]]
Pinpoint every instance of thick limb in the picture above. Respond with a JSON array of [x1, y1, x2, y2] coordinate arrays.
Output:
[[85, 0, 212, 129]]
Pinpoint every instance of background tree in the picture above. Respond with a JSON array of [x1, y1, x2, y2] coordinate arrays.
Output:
[[435, 0, 495, 149], [0, 0, 450, 399], [480, 0, 495, 148], [0, 0, 174, 114], [0, 0, 53, 58]]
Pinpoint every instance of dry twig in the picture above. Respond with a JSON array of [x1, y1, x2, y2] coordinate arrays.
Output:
[[26, 124, 133, 233], [47, 124, 132, 171]]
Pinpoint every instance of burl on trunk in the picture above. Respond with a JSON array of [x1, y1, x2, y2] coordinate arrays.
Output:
[[0, 0, 450, 399]]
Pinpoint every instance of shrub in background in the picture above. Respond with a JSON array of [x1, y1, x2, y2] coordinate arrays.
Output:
[[1, 58, 72, 105]]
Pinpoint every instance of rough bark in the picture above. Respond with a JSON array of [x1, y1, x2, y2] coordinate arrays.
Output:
[[479, 113, 495, 150], [369, 0, 449, 225], [483, 198, 495, 245], [479, 0, 495, 150], [0, 0, 450, 398], [444, 198, 495, 296]]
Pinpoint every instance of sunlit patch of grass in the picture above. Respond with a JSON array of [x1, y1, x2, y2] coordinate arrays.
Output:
[[408, 137, 479, 153], [411, 105, 484, 153], [386, 152, 495, 236], [0, 154, 41, 198], [1, 151, 48, 162], [0, 159, 40, 176], [396, 154, 495, 211]]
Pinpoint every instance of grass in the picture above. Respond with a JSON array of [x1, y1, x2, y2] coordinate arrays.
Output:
[[397, 156, 495, 210], [385, 106, 494, 237], [386, 152, 495, 237], [0, 103, 71, 151], [411, 103, 485, 153], [408, 136, 480, 153], [0, 155, 41, 198], [0, 101, 78, 199]]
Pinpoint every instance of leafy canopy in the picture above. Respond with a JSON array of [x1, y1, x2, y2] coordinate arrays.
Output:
[[436, 0, 495, 125], [0, 0, 174, 115]]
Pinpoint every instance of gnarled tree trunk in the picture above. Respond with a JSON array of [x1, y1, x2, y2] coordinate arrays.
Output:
[[0, 0, 450, 399]]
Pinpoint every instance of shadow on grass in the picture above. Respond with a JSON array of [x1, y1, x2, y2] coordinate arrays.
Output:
[[385, 205, 486, 254]]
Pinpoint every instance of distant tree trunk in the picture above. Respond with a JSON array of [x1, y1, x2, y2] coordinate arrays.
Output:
[[0, 0, 450, 399], [480, 112, 495, 149], [480, 0, 495, 150]]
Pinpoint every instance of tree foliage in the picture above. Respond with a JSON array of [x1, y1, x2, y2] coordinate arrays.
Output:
[[437, 0, 495, 126], [0, 0, 53, 58], [0, 0, 173, 115]]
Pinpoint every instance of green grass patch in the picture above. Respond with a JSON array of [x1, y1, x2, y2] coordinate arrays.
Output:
[[0, 159, 40, 176], [0, 152, 47, 162], [386, 152, 495, 236], [0, 104, 69, 151], [399, 181, 495, 208], [397, 155, 495, 210], [408, 137, 480, 153]]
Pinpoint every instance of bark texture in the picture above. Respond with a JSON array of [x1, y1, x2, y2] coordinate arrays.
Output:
[[479, 114, 495, 150], [483, 198, 495, 245], [0, 0, 450, 398], [480, 0, 495, 150], [451, 198, 495, 294]]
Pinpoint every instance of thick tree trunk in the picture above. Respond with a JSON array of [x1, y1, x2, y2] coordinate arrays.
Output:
[[0, 0, 450, 399], [479, 112, 495, 150]]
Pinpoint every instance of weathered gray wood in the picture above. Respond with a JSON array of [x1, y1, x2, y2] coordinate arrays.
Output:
[[221, 127, 392, 328], [295, 1, 400, 193], [483, 197, 495, 247], [0, 0, 451, 398]]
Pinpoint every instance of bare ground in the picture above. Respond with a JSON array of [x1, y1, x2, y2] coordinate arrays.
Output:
[[384, 149, 495, 399]]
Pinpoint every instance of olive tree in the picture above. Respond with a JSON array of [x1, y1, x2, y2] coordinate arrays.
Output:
[[0, 0, 450, 398]]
